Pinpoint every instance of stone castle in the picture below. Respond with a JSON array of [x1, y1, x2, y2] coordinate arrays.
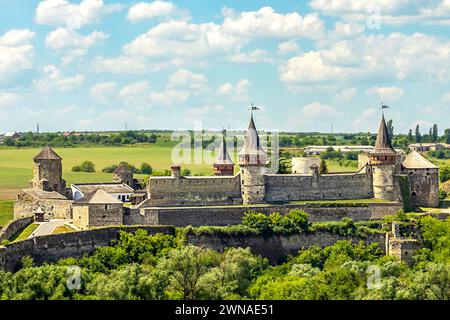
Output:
[[14, 113, 439, 230]]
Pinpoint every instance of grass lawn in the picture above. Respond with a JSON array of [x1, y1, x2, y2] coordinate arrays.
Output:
[[10, 223, 39, 242], [52, 225, 76, 234], [0, 200, 14, 227]]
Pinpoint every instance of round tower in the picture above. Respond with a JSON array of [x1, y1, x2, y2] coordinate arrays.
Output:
[[369, 113, 397, 201], [239, 113, 267, 204], [213, 131, 235, 176], [31, 146, 66, 195]]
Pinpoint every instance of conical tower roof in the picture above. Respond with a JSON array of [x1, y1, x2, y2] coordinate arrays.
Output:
[[33, 146, 62, 160], [371, 114, 396, 155], [239, 113, 267, 165], [215, 134, 234, 165]]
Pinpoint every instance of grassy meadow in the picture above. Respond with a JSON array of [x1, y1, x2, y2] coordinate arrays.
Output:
[[0, 200, 14, 227], [0, 144, 360, 201]]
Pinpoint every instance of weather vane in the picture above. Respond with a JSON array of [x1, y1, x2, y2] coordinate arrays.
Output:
[[249, 103, 260, 115], [381, 102, 390, 114]]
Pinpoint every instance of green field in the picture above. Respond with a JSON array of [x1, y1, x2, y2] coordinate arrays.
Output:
[[0, 200, 14, 227], [0, 145, 359, 201]]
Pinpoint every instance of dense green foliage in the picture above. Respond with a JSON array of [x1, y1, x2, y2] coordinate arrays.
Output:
[[242, 209, 309, 234], [0, 216, 448, 300], [72, 161, 96, 173]]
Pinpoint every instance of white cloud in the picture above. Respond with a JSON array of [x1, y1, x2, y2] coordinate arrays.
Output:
[[366, 86, 405, 102], [34, 65, 84, 92], [0, 93, 21, 109], [123, 20, 242, 58], [353, 108, 377, 129], [0, 29, 35, 82], [168, 69, 208, 92], [46, 28, 108, 51], [280, 33, 450, 85], [217, 79, 250, 102], [334, 87, 357, 102], [302, 102, 340, 119], [91, 56, 166, 74], [0, 29, 36, 46], [222, 6, 325, 39], [127, 1, 187, 22], [36, 0, 122, 29], [149, 89, 190, 106], [226, 49, 274, 64], [277, 40, 299, 55], [90, 82, 117, 104]]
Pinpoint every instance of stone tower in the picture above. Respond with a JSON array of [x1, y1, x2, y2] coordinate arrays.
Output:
[[239, 113, 267, 204], [31, 146, 66, 195], [213, 132, 235, 176], [369, 113, 397, 201], [113, 164, 134, 188]]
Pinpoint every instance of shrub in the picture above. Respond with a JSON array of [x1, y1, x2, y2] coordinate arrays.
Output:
[[439, 166, 450, 183], [439, 189, 447, 200], [278, 209, 309, 233], [72, 160, 95, 173], [242, 210, 271, 233], [102, 165, 118, 173], [140, 162, 153, 175]]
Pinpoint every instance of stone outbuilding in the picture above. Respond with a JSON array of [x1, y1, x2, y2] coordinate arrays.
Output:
[[72, 189, 123, 230]]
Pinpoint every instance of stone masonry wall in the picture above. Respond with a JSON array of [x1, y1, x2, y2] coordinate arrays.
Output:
[[147, 175, 242, 206], [404, 168, 439, 207], [264, 172, 373, 202], [0, 226, 174, 272], [0, 217, 34, 242], [14, 193, 72, 220], [187, 231, 387, 264], [126, 203, 403, 227]]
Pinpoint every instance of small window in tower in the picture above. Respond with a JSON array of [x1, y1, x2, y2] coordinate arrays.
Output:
[[411, 192, 417, 197], [385, 156, 388, 160], [102, 215, 106, 219]]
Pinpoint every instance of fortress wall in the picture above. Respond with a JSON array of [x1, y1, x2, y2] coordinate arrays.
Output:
[[133, 203, 402, 227], [147, 175, 242, 206], [404, 169, 439, 207], [14, 194, 72, 220], [0, 226, 174, 272], [265, 173, 373, 202], [187, 231, 387, 264], [0, 217, 34, 242]]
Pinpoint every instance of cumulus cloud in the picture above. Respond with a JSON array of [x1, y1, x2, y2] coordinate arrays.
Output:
[[127, 1, 188, 22], [302, 102, 340, 119], [91, 56, 166, 74], [90, 82, 117, 104], [217, 79, 251, 102], [277, 40, 300, 55], [34, 65, 84, 92], [353, 108, 377, 129], [167, 69, 209, 92], [226, 49, 274, 63], [280, 33, 450, 85], [334, 87, 357, 102], [0, 93, 21, 109], [46, 28, 108, 51], [36, 0, 122, 29], [0, 29, 35, 83], [366, 86, 405, 102], [222, 6, 325, 39]]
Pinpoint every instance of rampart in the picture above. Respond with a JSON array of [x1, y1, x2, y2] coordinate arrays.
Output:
[[186, 230, 387, 264], [146, 174, 242, 206], [0, 226, 174, 272], [125, 202, 402, 227], [0, 217, 33, 242], [264, 172, 373, 202]]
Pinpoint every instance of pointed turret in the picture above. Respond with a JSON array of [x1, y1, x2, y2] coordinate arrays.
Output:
[[31, 146, 66, 194], [238, 114, 267, 166], [33, 146, 62, 160], [370, 114, 397, 165], [213, 132, 234, 176]]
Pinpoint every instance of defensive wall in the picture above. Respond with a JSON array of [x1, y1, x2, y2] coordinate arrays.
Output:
[[125, 202, 403, 227], [146, 175, 242, 206], [264, 172, 374, 202], [186, 230, 387, 264], [0, 226, 174, 272], [0, 217, 33, 243]]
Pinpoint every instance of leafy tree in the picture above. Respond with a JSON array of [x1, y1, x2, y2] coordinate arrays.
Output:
[[439, 166, 450, 183], [415, 125, 422, 143], [181, 168, 191, 176], [432, 124, 439, 143], [72, 161, 95, 173], [387, 119, 394, 142], [242, 211, 271, 233], [140, 162, 153, 175], [444, 128, 450, 144], [319, 159, 328, 174]]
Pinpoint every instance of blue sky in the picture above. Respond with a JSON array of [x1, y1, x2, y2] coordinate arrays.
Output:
[[1, 0, 450, 134]]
